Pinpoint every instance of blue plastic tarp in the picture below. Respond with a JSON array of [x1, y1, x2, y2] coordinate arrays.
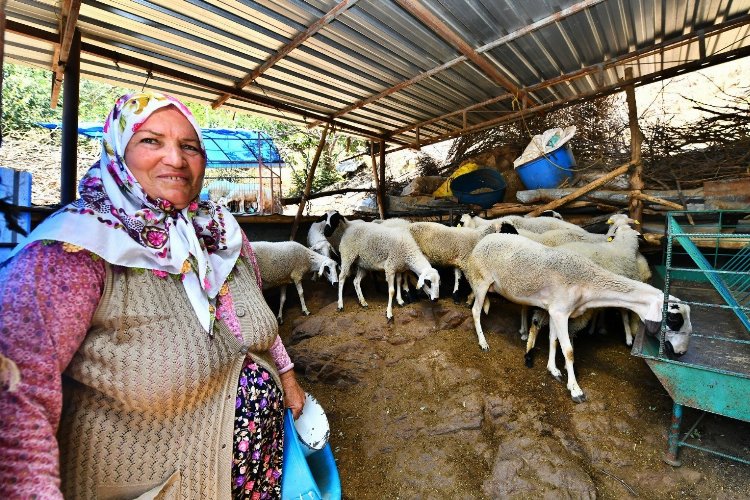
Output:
[[37, 123, 284, 169]]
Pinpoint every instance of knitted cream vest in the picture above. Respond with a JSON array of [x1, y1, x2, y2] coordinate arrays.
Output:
[[58, 257, 280, 499]]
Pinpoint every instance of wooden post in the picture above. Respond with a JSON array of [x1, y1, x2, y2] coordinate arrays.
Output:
[[370, 141, 384, 219], [289, 123, 329, 241], [379, 139, 387, 219], [624, 67, 644, 223]]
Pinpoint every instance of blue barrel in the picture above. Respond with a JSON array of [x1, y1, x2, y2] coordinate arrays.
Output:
[[515, 143, 576, 189]]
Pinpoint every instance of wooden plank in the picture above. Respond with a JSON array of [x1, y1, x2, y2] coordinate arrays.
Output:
[[704, 178, 750, 210], [526, 162, 632, 216], [517, 187, 703, 205]]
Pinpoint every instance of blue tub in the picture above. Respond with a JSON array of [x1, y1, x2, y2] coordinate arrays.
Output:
[[515, 143, 576, 189]]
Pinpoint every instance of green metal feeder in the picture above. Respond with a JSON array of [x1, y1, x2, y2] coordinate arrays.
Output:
[[632, 210, 750, 466]]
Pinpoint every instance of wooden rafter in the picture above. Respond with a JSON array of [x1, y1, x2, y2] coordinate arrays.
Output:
[[385, 13, 750, 147], [394, 0, 534, 105], [212, 0, 359, 110], [50, 0, 81, 108], [383, 38, 750, 155], [6, 19, 406, 145], [308, 0, 603, 129]]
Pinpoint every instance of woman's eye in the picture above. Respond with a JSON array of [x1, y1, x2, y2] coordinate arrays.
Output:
[[182, 144, 200, 152], [140, 137, 158, 144]]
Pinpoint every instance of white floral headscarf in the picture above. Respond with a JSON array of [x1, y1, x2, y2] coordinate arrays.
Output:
[[11, 92, 242, 332]]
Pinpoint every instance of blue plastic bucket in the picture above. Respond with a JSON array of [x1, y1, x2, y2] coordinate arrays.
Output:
[[515, 143, 576, 189]]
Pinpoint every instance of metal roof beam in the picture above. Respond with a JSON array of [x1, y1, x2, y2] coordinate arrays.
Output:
[[212, 0, 359, 110], [50, 0, 81, 108], [394, 0, 534, 104], [6, 18, 410, 146]]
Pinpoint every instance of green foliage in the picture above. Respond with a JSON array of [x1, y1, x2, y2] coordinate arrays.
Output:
[[2, 64, 61, 134], [2, 62, 368, 194]]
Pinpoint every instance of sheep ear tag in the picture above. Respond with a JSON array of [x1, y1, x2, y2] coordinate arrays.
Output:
[[607, 236, 614, 242], [607, 219, 614, 224]]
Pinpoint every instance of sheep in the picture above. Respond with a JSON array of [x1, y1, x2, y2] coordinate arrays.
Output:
[[458, 213, 588, 235], [206, 179, 232, 202], [464, 229, 692, 402], [252, 241, 338, 324], [337, 222, 440, 322], [406, 221, 499, 303], [509, 214, 640, 340], [308, 213, 337, 260], [523, 223, 649, 354], [312, 212, 419, 302]]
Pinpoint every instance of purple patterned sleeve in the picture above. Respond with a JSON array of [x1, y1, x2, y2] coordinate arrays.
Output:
[[270, 335, 294, 374], [0, 242, 105, 498]]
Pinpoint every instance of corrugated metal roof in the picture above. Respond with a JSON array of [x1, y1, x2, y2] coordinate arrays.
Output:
[[5, 0, 750, 149]]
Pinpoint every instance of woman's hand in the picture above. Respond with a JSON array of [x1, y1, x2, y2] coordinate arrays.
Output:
[[280, 370, 305, 420]]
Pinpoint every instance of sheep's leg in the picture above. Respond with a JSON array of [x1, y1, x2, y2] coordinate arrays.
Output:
[[549, 310, 585, 403], [525, 310, 545, 368], [337, 258, 353, 311], [471, 281, 491, 351], [277, 286, 287, 324], [385, 272, 396, 322], [294, 279, 310, 316], [519, 304, 529, 341], [353, 267, 369, 308], [395, 273, 405, 306], [587, 311, 598, 336], [546, 324, 562, 382], [621, 309, 633, 346], [452, 268, 462, 304], [400, 273, 414, 304]]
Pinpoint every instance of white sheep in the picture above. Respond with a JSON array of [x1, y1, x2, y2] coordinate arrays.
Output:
[[206, 179, 232, 201], [337, 222, 440, 321], [458, 213, 589, 235], [252, 241, 338, 324], [307, 213, 337, 260], [508, 214, 639, 340], [407, 221, 499, 303], [465, 230, 692, 402]]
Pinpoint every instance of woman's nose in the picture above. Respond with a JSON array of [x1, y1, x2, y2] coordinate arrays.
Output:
[[162, 143, 185, 167]]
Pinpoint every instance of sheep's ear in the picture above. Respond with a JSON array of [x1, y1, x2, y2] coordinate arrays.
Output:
[[417, 275, 425, 288], [500, 222, 518, 235], [317, 262, 326, 276], [315, 214, 327, 222]]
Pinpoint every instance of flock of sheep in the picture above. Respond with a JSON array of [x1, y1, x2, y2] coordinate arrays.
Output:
[[250, 210, 693, 403]]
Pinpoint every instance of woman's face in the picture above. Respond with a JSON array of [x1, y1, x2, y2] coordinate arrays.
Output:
[[124, 105, 205, 209]]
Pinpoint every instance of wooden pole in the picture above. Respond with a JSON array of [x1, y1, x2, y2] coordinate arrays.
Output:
[[289, 123, 330, 241], [378, 139, 387, 219], [526, 162, 632, 216], [624, 67, 644, 223], [60, 29, 80, 205], [370, 141, 384, 219]]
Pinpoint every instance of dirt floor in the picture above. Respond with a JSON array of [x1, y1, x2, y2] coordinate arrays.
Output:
[[271, 275, 750, 500]]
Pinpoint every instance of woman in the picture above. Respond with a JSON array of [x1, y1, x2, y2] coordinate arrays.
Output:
[[0, 92, 305, 499]]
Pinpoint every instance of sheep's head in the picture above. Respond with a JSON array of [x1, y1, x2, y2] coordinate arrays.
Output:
[[323, 211, 343, 237], [417, 268, 441, 302], [318, 258, 339, 285], [664, 300, 692, 357], [217, 197, 229, 207], [456, 213, 473, 228], [539, 210, 563, 220]]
